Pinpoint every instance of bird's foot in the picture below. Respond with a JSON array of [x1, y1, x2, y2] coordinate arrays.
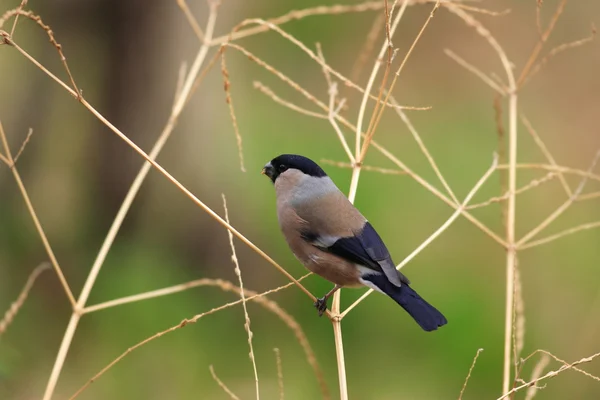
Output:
[[314, 297, 328, 317]]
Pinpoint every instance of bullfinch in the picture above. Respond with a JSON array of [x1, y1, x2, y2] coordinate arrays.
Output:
[[262, 154, 447, 331]]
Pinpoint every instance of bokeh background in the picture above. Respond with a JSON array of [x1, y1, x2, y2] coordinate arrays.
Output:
[[1, 0, 599, 399]]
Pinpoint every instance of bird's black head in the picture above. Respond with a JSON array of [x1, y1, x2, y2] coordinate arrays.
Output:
[[262, 154, 327, 183]]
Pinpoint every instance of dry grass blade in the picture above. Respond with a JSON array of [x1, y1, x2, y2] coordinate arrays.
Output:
[[220, 50, 246, 172], [444, 49, 506, 94], [342, 154, 499, 317], [497, 351, 600, 400], [274, 348, 284, 400], [524, 354, 551, 400], [497, 163, 600, 183], [0, 121, 76, 308], [327, 83, 354, 163], [222, 195, 259, 400], [521, 115, 571, 197], [458, 348, 484, 400], [210, 365, 241, 400], [0, 262, 50, 337]]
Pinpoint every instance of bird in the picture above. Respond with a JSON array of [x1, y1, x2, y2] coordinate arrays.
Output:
[[261, 154, 447, 331]]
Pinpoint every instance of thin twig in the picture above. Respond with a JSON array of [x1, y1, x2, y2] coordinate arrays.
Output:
[[210, 365, 241, 400], [0, 262, 50, 337], [253, 81, 327, 119], [458, 348, 484, 400], [321, 159, 406, 175], [222, 195, 259, 400]]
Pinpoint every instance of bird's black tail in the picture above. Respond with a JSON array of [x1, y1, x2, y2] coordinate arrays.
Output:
[[363, 274, 447, 332]]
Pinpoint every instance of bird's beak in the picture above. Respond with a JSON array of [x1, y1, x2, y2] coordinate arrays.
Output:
[[261, 162, 273, 179]]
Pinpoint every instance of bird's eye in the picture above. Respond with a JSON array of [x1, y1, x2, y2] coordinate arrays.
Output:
[[278, 164, 288, 172]]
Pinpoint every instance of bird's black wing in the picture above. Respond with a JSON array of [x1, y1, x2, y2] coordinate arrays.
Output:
[[309, 222, 409, 286]]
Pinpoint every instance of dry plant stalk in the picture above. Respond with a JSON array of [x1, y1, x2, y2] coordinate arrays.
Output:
[[222, 195, 259, 399], [0, 262, 50, 337], [274, 348, 284, 400], [2, 0, 600, 399], [210, 365, 241, 400], [458, 348, 484, 400], [524, 354, 551, 400]]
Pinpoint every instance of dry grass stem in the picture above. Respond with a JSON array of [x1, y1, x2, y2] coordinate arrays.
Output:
[[0, 121, 77, 308], [8, 0, 27, 37], [0, 262, 50, 337], [222, 195, 259, 399], [444, 49, 506, 94], [497, 351, 600, 400], [176, 0, 204, 42], [517, 149, 600, 247], [577, 191, 600, 202], [512, 263, 525, 376], [42, 4, 223, 398], [458, 348, 484, 400], [524, 26, 596, 86], [220, 51, 246, 172], [209, 0, 388, 45], [230, 19, 427, 112], [210, 365, 241, 400], [445, 6, 519, 395], [521, 115, 571, 196], [0, 9, 79, 94], [274, 348, 284, 400], [82, 275, 307, 314], [70, 278, 323, 399], [519, 220, 600, 250], [327, 83, 354, 163], [12, 127, 33, 164], [393, 100, 459, 204], [524, 354, 551, 400], [321, 159, 406, 175], [497, 163, 600, 183], [525, 349, 600, 382], [466, 172, 556, 210], [253, 81, 327, 119], [350, 12, 385, 84], [342, 154, 499, 317], [358, 1, 441, 163], [516, 0, 567, 88]]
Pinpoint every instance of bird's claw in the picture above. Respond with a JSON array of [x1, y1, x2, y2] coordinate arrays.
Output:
[[314, 297, 328, 317]]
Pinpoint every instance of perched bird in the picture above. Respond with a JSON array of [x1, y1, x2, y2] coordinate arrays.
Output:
[[262, 154, 447, 331]]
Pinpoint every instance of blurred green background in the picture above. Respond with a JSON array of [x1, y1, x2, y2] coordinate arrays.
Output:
[[1, 0, 599, 399]]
